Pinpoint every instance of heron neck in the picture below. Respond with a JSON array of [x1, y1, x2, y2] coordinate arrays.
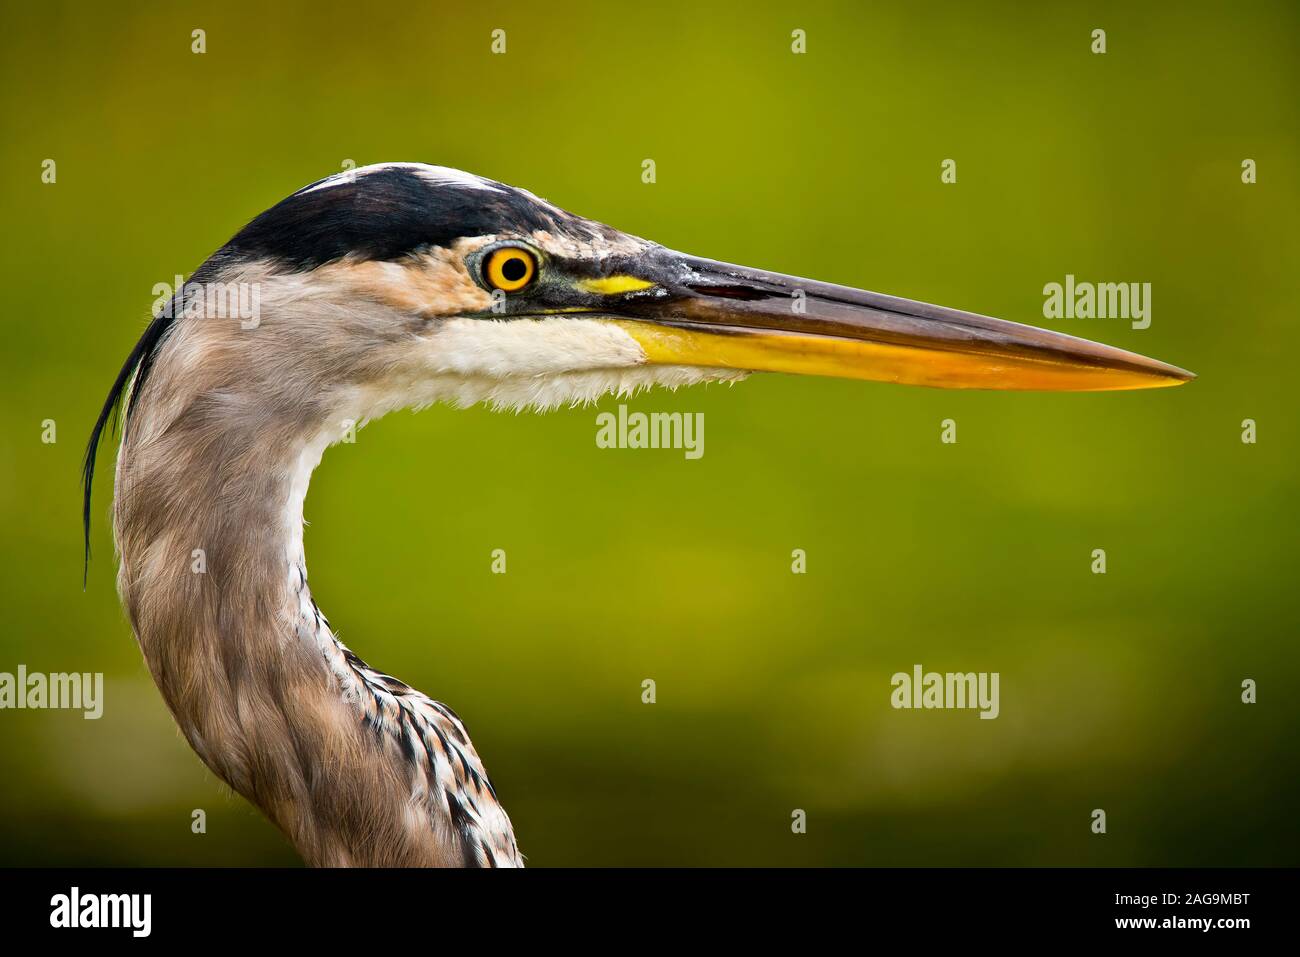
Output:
[[112, 406, 514, 865]]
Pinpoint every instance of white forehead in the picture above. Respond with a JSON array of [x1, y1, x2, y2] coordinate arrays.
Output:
[[289, 162, 647, 257], [295, 163, 503, 196]]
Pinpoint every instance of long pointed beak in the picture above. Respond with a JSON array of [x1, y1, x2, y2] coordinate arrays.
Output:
[[607, 252, 1193, 391]]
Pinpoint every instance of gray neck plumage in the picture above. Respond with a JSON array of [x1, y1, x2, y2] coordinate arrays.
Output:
[[111, 338, 520, 867]]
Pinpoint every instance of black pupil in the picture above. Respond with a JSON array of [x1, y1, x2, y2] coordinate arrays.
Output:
[[500, 255, 528, 282]]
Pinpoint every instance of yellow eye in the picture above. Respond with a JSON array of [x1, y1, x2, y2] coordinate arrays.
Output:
[[484, 246, 537, 292]]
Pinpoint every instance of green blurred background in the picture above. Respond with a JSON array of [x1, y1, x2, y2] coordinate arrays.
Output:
[[0, 0, 1296, 866]]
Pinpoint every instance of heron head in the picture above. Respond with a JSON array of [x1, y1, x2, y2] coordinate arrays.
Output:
[[83, 162, 1194, 572], [155, 162, 1192, 416]]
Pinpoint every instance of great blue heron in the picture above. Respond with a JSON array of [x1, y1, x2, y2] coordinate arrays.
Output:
[[82, 163, 1192, 867]]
